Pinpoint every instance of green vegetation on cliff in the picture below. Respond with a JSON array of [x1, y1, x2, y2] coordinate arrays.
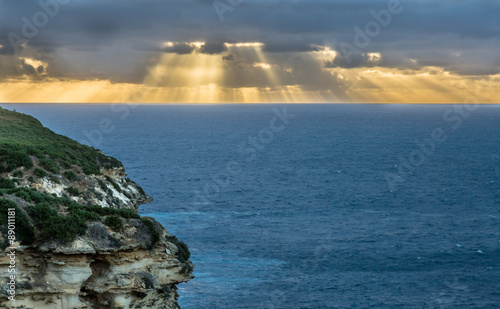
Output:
[[0, 199, 34, 248], [0, 107, 121, 175], [0, 185, 149, 246], [0, 107, 190, 266]]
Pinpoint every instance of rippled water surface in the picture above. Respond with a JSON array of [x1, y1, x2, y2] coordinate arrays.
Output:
[[3, 104, 500, 308]]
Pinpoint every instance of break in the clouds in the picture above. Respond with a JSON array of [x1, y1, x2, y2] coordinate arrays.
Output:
[[0, 0, 499, 102]]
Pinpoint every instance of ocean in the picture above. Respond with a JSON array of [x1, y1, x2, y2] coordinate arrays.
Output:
[[2, 104, 499, 308]]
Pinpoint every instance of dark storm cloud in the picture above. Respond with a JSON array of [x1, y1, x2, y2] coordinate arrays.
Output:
[[199, 42, 227, 54], [262, 42, 323, 53], [325, 51, 421, 70], [0, 41, 16, 55], [162, 43, 195, 55], [325, 53, 375, 69], [0, 0, 498, 81], [222, 53, 235, 61], [0, 56, 48, 80]]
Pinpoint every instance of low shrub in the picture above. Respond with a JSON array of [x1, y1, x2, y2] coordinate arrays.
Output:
[[29, 203, 87, 242], [33, 168, 47, 178], [66, 186, 80, 196], [0, 199, 35, 246], [177, 241, 191, 262], [12, 170, 23, 178], [104, 215, 123, 231], [0, 145, 33, 173], [39, 158, 59, 174], [64, 170, 77, 181], [141, 218, 160, 248], [68, 204, 140, 220], [0, 177, 15, 189], [166, 235, 191, 263], [180, 263, 193, 274], [15, 190, 31, 202]]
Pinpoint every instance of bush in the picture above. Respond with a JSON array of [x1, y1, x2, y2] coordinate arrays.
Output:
[[64, 170, 77, 181], [33, 168, 47, 178], [72, 208, 100, 221], [177, 241, 191, 262], [27, 202, 140, 243], [116, 208, 140, 219], [12, 170, 23, 178], [141, 218, 160, 248], [180, 263, 193, 274], [66, 186, 80, 196], [61, 161, 72, 169], [39, 158, 59, 174], [0, 199, 35, 246], [0, 145, 33, 173], [0, 177, 15, 189], [15, 190, 31, 202], [29, 203, 87, 242], [104, 215, 123, 231], [166, 235, 191, 263], [68, 204, 140, 220], [0, 187, 62, 205]]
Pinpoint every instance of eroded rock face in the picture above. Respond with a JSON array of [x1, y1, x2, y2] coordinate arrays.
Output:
[[0, 108, 193, 308], [11, 167, 152, 211], [0, 219, 193, 309], [0, 160, 192, 309]]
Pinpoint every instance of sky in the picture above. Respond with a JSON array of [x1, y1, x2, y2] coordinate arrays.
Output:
[[0, 0, 499, 103]]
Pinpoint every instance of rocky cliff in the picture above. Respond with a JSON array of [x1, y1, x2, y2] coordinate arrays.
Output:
[[0, 107, 193, 308]]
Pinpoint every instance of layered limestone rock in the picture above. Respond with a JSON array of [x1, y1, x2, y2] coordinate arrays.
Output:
[[0, 219, 193, 309], [0, 108, 193, 308]]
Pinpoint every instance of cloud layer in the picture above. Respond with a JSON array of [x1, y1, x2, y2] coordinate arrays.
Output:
[[0, 0, 499, 102]]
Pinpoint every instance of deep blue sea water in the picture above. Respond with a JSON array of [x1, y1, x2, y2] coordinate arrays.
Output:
[[2, 104, 499, 308]]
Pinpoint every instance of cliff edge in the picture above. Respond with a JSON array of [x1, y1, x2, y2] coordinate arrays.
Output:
[[0, 107, 193, 308]]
